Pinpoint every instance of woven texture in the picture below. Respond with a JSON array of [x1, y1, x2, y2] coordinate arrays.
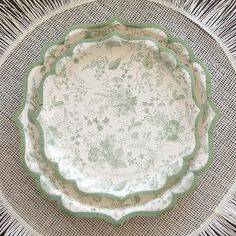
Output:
[[0, 0, 236, 235]]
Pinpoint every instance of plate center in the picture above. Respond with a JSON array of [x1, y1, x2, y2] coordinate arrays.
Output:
[[39, 35, 198, 187]]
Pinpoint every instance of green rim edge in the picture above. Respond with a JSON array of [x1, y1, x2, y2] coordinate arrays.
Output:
[[32, 31, 203, 201], [12, 16, 220, 224]]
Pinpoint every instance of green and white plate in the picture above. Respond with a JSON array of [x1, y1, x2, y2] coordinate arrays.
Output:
[[14, 17, 220, 223], [34, 32, 201, 200]]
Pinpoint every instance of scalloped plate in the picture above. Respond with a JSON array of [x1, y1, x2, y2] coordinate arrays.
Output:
[[14, 17, 219, 224], [33, 32, 202, 200]]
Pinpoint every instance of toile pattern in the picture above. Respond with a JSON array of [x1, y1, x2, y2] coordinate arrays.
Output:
[[16, 19, 218, 223], [37, 34, 200, 198]]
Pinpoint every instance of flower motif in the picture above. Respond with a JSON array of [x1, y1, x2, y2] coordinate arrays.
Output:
[[163, 120, 184, 141]]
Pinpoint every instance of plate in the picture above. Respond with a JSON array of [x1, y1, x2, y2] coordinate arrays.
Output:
[[34, 32, 202, 200], [14, 17, 219, 223]]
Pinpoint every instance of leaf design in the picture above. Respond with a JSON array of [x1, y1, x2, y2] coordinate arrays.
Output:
[[142, 55, 153, 70], [172, 89, 185, 100], [110, 158, 127, 169], [112, 180, 127, 191], [88, 147, 101, 163], [49, 96, 64, 110], [103, 117, 109, 123], [48, 126, 63, 139], [96, 87, 137, 115], [55, 101, 64, 106], [87, 137, 127, 172], [45, 126, 63, 145], [163, 120, 181, 141], [108, 58, 121, 70], [114, 148, 124, 158]]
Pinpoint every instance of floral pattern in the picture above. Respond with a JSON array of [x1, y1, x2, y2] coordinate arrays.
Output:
[[16, 18, 219, 223], [37, 34, 200, 198]]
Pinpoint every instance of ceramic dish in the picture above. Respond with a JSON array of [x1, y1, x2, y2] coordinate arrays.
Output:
[[34, 32, 202, 200], [14, 17, 220, 223]]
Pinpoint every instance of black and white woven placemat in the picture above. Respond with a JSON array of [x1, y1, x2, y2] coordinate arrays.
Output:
[[0, 0, 236, 235]]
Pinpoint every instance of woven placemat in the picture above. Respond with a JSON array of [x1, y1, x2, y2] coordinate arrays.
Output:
[[0, 0, 236, 235]]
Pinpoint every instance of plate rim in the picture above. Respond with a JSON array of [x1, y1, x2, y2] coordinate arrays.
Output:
[[32, 31, 204, 201], [13, 16, 220, 224]]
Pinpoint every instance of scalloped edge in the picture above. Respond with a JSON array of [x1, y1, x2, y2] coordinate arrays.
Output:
[[32, 31, 203, 201], [12, 16, 220, 224]]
